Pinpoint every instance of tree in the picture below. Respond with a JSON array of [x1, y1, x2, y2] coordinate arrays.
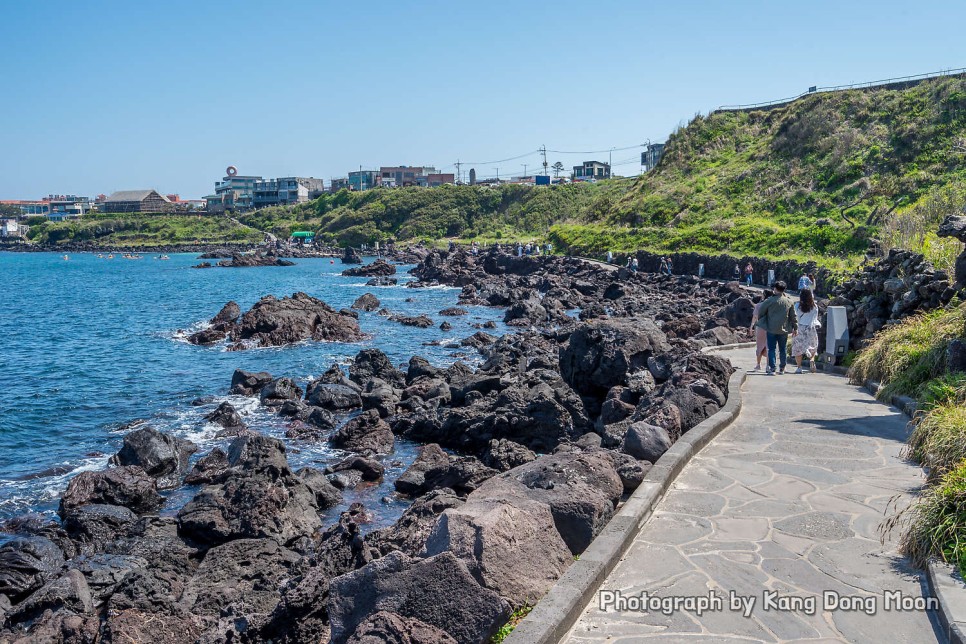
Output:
[[0, 203, 21, 218], [551, 162, 565, 178]]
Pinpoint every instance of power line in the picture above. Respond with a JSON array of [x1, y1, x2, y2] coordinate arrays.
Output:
[[546, 143, 643, 154]]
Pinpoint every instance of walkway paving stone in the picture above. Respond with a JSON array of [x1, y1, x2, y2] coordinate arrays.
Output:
[[566, 348, 941, 643]]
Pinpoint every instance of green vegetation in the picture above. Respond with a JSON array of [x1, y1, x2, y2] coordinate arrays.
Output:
[[22, 75, 966, 269], [854, 302, 966, 574], [236, 182, 631, 247], [25, 213, 262, 247], [850, 303, 966, 401], [233, 75, 966, 271], [489, 605, 532, 644], [900, 461, 966, 575]]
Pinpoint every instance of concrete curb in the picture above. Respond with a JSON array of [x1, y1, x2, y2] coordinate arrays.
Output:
[[504, 368, 747, 644], [862, 379, 919, 418], [929, 560, 966, 644]]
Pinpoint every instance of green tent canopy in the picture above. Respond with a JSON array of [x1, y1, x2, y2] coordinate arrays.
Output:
[[291, 231, 315, 238]]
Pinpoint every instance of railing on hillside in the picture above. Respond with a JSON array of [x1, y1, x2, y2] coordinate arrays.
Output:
[[717, 67, 966, 112]]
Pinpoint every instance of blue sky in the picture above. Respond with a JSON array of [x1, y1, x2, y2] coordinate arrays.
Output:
[[1, 0, 962, 198]]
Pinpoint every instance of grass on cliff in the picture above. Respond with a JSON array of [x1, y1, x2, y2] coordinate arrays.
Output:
[[850, 302, 966, 401], [854, 301, 966, 574], [898, 461, 966, 575], [25, 213, 262, 247]]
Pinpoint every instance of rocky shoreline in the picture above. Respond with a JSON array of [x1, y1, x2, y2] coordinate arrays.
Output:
[[0, 248, 763, 643]]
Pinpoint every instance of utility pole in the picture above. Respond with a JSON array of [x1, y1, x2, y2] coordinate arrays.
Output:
[[455, 160, 461, 184], [494, 167, 499, 182], [522, 163, 527, 180], [608, 148, 613, 179], [540, 145, 548, 175]]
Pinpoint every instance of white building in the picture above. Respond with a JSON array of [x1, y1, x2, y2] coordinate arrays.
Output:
[[1, 219, 20, 238]]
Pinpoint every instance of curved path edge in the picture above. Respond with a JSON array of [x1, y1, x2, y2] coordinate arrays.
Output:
[[929, 560, 966, 643], [505, 360, 748, 644]]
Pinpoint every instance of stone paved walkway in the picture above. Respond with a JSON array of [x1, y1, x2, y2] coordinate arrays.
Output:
[[566, 347, 941, 643]]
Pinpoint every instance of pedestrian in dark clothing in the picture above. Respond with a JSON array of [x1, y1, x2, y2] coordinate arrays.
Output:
[[755, 280, 798, 375]]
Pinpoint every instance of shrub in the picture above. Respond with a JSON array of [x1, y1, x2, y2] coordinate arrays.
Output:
[[897, 461, 966, 576]]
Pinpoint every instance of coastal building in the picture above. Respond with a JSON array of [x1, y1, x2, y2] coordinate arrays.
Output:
[[378, 166, 437, 188], [0, 200, 48, 218], [1, 195, 93, 220], [1, 218, 20, 238], [208, 170, 262, 213], [252, 177, 325, 208], [426, 173, 456, 187], [329, 178, 350, 192], [47, 195, 93, 221], [642, 143, 665, 171], [572, 161, 611, 181], [348, 170, 379, 191], [101, 190, 174, 214]]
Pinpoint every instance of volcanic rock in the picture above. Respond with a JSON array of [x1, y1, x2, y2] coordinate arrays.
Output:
[[366, 489, 464, 558], [621, 422, 672, 462], [390, 314, 434, 328], [110, 427, 198, 489], [59, 467, 163, 516], [351, 293, 381, 312], [260, 377, 304, 407], [0, 537, 66, 602], [213, 292, 366, 348], [346, 611, 458, 644], [229, 369, 274, 395], [326, 550, 511, 644], [184, 448, 230, 485], [395, 444, 450, 496], [343, 259, 396, 277], [296, 467, 343, 509], [471, 451, 622, 554], [330, 410, 394, 455], [424, 498, 572, 607], [204, 401, 247, 434], [306, 382, 363, 410], [560, 318, 671, 400]]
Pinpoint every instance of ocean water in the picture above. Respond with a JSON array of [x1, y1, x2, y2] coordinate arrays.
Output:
[[0, 252, 508, 529]]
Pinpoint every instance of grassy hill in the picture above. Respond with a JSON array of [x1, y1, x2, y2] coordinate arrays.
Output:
[[555, 74, 966, 271], [24, 213, 262, 247], [236, 181, 631, 247], [23, 74, 966, 268]]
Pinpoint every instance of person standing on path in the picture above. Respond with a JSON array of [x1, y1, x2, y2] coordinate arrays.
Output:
[[756, 280, 798, 375], [733, 263, 741, 281], [666, 257, 673, 275], [744, 262, 754, 286], [749, 289, 772, 371], [792, 288, 821, 373], [798, 272, 814, 291]]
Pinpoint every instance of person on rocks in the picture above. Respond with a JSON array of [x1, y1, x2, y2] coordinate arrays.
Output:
[[792, 288, 821, 373], [733, 264, 741, 281], [606, 250, 613, 264], [666, 257, 673, 275], [627, 257, 634, 270], [744, 262, 754, 286], [755, 280, 798, 375], [749, 289, 772, 371], [631, 258, 639, 273], [797, 272, 813, 291], [808, 273, 817, 294]]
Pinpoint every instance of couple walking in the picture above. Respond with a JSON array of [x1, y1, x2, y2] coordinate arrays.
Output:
[[750, 281, 821, 375]]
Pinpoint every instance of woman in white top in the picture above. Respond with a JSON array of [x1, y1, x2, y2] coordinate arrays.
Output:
[[792, 288, 821, 373]]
